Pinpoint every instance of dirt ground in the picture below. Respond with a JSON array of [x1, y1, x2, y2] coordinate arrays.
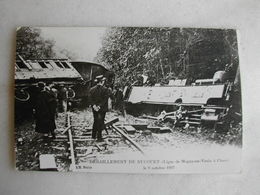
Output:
[[15, 108, 242, 171]]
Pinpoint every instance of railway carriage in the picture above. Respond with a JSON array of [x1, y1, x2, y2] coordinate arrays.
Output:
[[125, 70, 241, 132], [15, 56, 114, 121], [15, 55, 83, 121]]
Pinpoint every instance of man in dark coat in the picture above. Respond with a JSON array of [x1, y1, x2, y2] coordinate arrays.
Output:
[[34, 82, 57, 139], [57, 85, 68, 112], [88, 76, 112, 142]]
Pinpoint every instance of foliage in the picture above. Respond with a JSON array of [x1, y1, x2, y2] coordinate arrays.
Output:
[[16, 27, 57, 59], [57, 48, 78, 60], [96, 27, 239, 87]]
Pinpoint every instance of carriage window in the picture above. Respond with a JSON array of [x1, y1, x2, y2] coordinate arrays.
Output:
[[38, 62, 48, 68], [28, 61, 42, 69], [55, 62, 64, 68], [44, 61, 53, 69], [61, 62, 71, 69], [16, 61, 28, 69]]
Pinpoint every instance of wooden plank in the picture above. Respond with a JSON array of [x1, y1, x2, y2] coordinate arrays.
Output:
[[130, 124, 148, 130], [73, 138, 94, 141], [180, 121, 201, 125], [141, 115, 158, 120], [203, 105, 227, 110], [164, 116, 177, 120], [147, 126, 160, 133], [103, 135, 121, 139], [160, 127, 172, 133], [55, 135, 68, 139], [61, 126, 71, 135], [53, 139, 67, 142], [73, 136, 91, 139], [187, 109, 203, 114], [103, 118, 119, 134], [191, 114, 202, 117], [111, 125, 144, 154], [39, 154, 57, 171], [188, 118, 201, 121], [123, 125, 136, 134], [95, 144, 102, 151], [105, 118, 119, 127]]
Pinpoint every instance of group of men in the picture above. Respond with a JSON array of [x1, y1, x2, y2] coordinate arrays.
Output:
[[34, 75, 113, 142], [33, 82, 69, 140]]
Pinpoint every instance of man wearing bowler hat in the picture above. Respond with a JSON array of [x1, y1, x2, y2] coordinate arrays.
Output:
[[89, 75, 112, 142]]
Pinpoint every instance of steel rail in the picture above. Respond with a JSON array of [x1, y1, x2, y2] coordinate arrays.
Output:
[[66, 113, 76, 171], [111, 124, 144, 155]]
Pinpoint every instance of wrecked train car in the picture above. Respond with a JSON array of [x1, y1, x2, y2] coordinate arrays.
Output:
[[126, 71, 241, 131], [15, 56, 83, 87], [15, 55, 83, 120]]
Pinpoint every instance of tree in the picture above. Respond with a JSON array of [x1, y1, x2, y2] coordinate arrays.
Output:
[[96, 27, 171, 86], [57, 48, 78, 60], [96, 27, 239, 86], [16, 27, 57, 59]]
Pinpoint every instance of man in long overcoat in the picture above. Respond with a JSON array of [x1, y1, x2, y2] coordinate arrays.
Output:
[[34, 82, 57, 139]]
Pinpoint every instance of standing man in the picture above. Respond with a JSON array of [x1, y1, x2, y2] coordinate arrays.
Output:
[[88, 75, 112, 142], [34, 82, 57, 139], [113, 85, 124, 112], [58, 84, 68, 112]]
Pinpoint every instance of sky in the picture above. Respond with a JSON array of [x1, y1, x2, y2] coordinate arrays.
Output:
[[40, 27, 108, 61]]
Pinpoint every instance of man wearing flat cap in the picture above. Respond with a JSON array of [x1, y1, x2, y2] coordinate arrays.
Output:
[[89, 75, 112, 142]]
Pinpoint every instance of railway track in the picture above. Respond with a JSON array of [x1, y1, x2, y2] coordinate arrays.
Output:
[[53, 112, 144, 171]]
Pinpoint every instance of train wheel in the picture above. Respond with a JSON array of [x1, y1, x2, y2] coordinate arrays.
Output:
[[68, 88, 76, 99], [15, 89, 30, 102]]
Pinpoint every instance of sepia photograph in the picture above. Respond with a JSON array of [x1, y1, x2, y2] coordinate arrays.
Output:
[[14, 27, 242, 173]]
